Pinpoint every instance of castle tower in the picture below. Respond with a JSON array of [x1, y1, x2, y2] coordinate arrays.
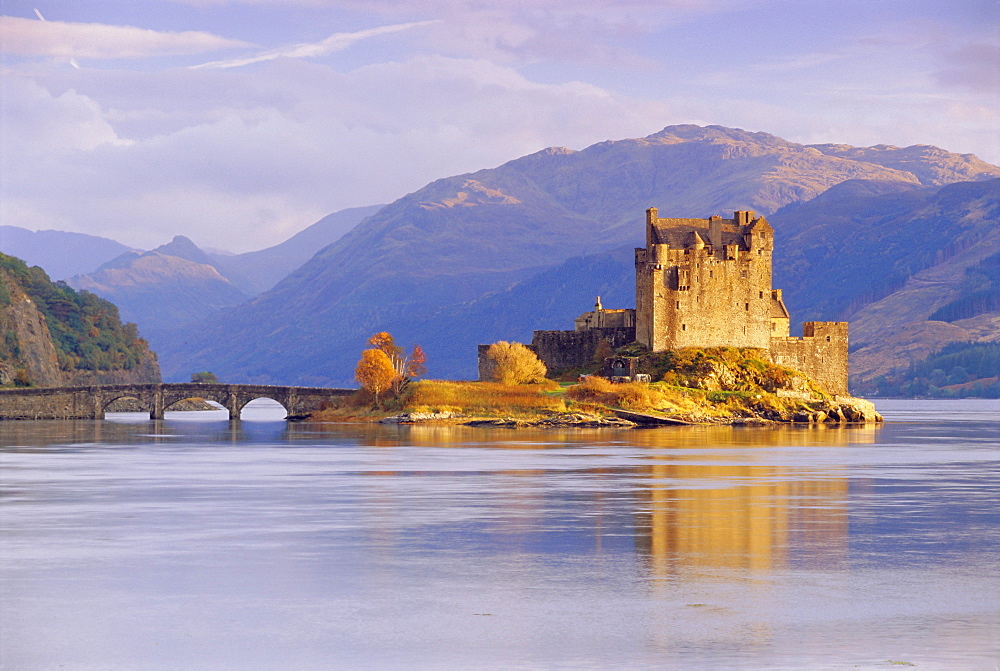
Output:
[[635, 209, 776, 351]]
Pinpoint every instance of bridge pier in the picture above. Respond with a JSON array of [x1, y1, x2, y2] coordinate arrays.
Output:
[[150, 388, 165, 420], [90, 387, 104, 420], [224, 390, 240, 421]]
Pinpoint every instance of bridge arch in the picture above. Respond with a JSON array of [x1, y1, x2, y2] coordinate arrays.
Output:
[[100, 391, 155, 416], [237, 397, 288, 420]]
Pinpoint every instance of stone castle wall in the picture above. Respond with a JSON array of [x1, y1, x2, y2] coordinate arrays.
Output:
[[479, 328, 636, 380], [531, 327, 636, 373], [768, 322, 849, 396]]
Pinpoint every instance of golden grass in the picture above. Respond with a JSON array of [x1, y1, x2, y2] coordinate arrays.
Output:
[[305, 369, 824, 424], [403, 379, 564, 416], [566, 377, 696, 413]]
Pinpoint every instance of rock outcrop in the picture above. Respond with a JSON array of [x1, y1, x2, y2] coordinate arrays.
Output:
[[0, 291, 64, 386]]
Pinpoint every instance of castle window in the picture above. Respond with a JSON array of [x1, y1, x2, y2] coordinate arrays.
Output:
[[741, 270, 747, 278], [709, 270, 714, 278], [745, 303, 749, 311], [681, 324, 687, 331], [826, 336, 831, 342], [759, 291, 764, 299], [676, 301, 680, 309]]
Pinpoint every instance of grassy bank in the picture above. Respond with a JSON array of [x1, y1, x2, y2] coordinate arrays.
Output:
[[308, 379, 567, 421]]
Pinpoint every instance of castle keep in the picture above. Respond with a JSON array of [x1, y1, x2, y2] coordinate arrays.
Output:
[[509, 208, 850, 395]]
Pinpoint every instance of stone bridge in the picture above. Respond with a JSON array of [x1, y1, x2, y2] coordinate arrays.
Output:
[[0, 383, 355, 421]]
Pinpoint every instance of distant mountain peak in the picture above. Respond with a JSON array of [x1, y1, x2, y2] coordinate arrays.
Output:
[[646, 124, 791, 148], [153, 235, 212, 265]]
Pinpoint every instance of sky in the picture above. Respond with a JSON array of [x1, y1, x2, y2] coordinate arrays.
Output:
[[2, 0, 998, 254]]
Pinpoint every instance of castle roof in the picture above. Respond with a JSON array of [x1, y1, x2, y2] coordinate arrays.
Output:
[[648, 212, 771, 250], [769, 294, 790, 319], [651, 221, 744, 248]]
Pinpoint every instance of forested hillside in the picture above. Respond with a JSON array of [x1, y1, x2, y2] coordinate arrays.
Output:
[[0, 253, 159, 387], [855, 342, 1000, 398]]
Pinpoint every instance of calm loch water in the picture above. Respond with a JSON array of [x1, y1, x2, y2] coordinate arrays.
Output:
[[1, 399, 998, 669]]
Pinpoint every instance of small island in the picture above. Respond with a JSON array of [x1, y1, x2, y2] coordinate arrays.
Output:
[[311, 209, 881, 427]]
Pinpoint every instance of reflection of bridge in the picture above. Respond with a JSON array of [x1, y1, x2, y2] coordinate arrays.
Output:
[[0, 383, 354, 421]]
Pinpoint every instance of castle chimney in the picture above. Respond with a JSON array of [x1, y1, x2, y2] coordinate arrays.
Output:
[[595, 296, 603, 311], [646, 207, 658, 248], [709, 215, 723, 249]]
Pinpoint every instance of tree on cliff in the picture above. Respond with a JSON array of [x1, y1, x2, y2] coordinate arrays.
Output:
[[485, 341, 547, 385], [354, 348, 397, 404]]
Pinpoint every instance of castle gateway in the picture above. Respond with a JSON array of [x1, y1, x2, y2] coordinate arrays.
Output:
[[493, 208, 849, 396]]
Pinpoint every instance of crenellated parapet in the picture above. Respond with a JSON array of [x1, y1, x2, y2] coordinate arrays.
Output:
[[768, 322, 849, 395]]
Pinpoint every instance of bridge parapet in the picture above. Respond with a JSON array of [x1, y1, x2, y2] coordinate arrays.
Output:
[[0, 383, 354, 421]]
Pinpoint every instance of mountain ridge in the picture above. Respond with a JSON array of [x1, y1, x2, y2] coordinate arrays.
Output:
[[152, 124, 1000, 385]]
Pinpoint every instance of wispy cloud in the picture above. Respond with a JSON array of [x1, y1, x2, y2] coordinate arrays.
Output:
[[0, 15, 249, 59], [190, 20, 441, 69]]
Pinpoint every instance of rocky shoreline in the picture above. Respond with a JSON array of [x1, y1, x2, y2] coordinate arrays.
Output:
[[375, 395, 882, 429]]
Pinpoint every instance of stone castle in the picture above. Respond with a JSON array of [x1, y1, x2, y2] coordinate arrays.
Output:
[[484, 208, 849, 395]]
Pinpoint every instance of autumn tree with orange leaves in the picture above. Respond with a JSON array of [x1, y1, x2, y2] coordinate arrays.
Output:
[[354, 348, 397, 405], [367, 331, 427, 394]]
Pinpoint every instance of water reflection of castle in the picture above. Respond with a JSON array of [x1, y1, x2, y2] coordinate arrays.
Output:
[[629, 425, 875, 576], [339, 422, 876, 576]]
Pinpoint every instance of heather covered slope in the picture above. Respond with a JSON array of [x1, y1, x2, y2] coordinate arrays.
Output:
[[154, 125, 1000, 385]]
